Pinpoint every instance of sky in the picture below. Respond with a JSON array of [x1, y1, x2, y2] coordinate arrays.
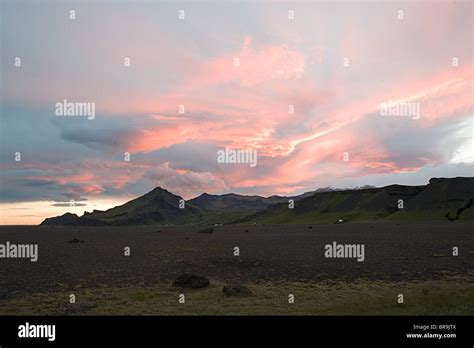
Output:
[[0, 0, 473, 224]]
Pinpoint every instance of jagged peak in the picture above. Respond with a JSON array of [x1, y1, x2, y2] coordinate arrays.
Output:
[[150, 186, 170, 193], [61, 212, 78, 217], [146, 186, 181, 198]]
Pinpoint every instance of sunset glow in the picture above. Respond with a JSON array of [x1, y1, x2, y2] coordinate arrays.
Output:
[[1, 1, 472, 224]]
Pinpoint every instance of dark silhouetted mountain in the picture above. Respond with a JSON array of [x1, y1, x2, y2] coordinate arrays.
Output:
[[41, 212, 108, 226], [41, 188, 202, 226], [40, 177, 474, 226], [235, 177, 474, 224], [84, 187, 203, 225], [187, 193, 288, 212]]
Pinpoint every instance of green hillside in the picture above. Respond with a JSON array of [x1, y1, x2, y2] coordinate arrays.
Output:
[[236, 177, 474, 224], [40, 177, 474, 226]]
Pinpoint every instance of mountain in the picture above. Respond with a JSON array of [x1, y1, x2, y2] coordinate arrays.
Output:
[[188, 193, 288, 212], [41, 212, 108, 226], [386, 177, 474, 221], [40, 177, 474, 226], [42, 187, 203, 226], [236, 177, 474, 224]]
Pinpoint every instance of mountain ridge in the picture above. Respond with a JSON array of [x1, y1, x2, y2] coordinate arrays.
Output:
[[40, 177, 474, 226]]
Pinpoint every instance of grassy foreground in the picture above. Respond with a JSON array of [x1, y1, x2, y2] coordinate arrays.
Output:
[[1, 274, 473, 315]]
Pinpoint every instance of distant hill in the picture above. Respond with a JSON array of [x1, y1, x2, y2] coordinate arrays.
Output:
[[237, 177, 474, 224], [187, 192, 310, 212], [40, 177, 474, 226], [42, 187, 202, 226]]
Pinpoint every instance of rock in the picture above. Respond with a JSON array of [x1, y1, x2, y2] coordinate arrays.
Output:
[[223, 285, 252, 297], [172, 274, 210, 289], [68, 238, 84, 243], [198, 227, 214, 234]]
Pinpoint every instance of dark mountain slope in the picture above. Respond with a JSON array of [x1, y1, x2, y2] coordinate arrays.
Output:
[[236, 177, 474, 224], [40, 177, 474, 226], [187, 193, 288, 212], [41, 188, 203, 226]]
